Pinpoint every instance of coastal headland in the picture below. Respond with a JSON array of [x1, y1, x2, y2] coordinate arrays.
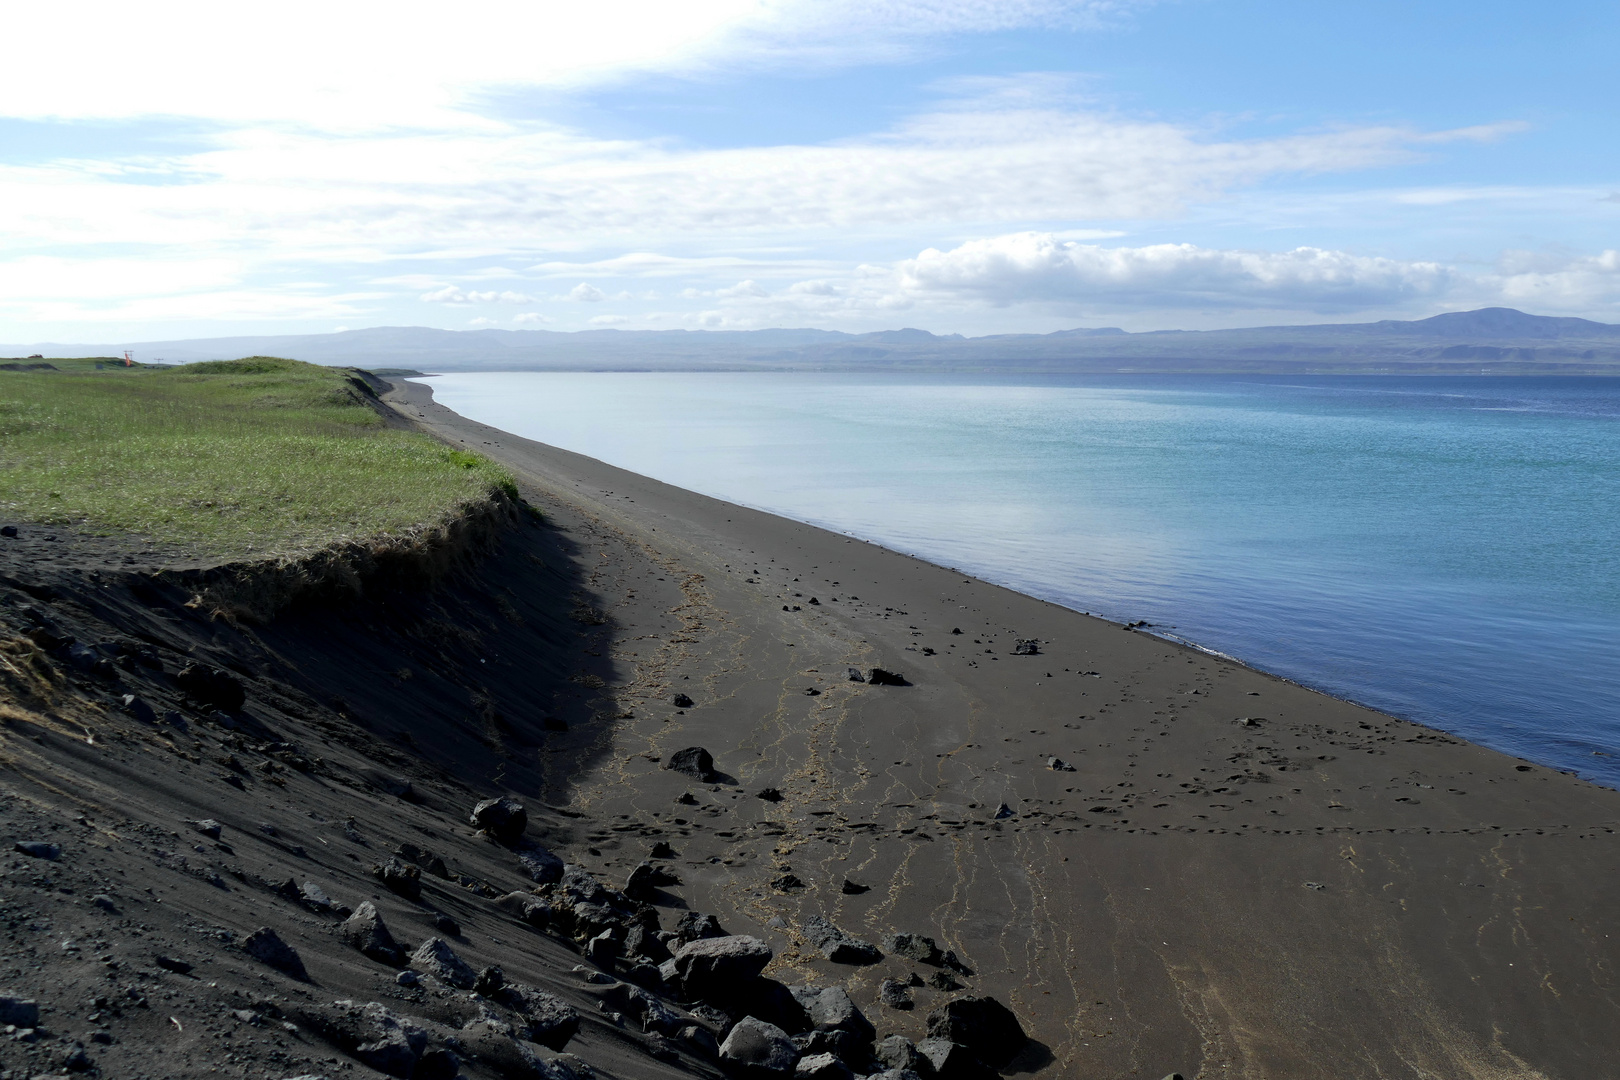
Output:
[[0, 366, 1616, 1079]]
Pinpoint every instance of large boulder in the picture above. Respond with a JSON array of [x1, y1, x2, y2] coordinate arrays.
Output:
[[410, 937, 478, 989], [925, 996, 1027, 1068], [875, 1035, 926, 1073], [471, 796, 528, 844], [806, 986, 874, 1044], [501, 983, 581, 1050], [916, 1036, 998, 1080], [353, 1003, 428, 1079], [795, 1052, 854, 1080], [342, 901, 404, 966], [673, 935, 774, 1001], [719, 1016, 799, 1076]]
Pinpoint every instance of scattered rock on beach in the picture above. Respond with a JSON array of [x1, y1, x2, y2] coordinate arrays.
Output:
[[846, 667, 866, 683], [373, 858, 422, 901], [720, 1016, 800, 1076], [666, 746, 718, 782], [175, 664, 246, 712], [925, 995, 1028, 1068], [884, 932, 943, 965], [241, 927, 308, 980], [14, 840, 61, 860], [672, 934, 773, 999], [804, 916, 882, 965], [410, 937, 477, 989], [1046, 756, 1076, 772], [0, 995, 40, 1027], [342, 901, 405, 965], [879, 979, 914, 1011], [672, 692, 695, 708], [121, 693, 157, 724], [917, 1035, 998, 1080], [517, 841, 565, 884], [757, 787, 784, 802], [470, 795, 528, 844], [1012, 639, 1040, 655], [840, 879, 869, 895]]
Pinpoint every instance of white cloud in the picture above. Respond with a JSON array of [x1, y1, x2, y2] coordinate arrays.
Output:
[[895, 233, 1458, 310], [420, 286, 534, 303], [569, 283, 608, 302], [588, 314, 631, 326], [513, 312, 553, 325], [467, 316, 498, 327], [0, 1, 1148, 131], [718, 280, 769, 298]]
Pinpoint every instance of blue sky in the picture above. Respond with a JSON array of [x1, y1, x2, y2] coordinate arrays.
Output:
[[2, 0, 1616, 343]]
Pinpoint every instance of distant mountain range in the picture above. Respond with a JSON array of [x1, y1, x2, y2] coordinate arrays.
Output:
[[10, 308, 1620, 375]]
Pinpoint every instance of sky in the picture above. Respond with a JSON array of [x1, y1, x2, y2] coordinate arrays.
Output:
[[2, 0, 1617, 343]]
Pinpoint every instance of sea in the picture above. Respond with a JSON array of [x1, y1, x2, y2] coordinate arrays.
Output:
[[420, 373, 1620, 787]]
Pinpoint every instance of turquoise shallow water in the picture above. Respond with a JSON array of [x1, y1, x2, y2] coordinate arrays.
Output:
[[423, 373, 1620, 786]]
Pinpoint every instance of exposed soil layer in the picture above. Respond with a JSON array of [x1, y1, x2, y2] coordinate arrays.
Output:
[[0, 378, 1616, 1080]]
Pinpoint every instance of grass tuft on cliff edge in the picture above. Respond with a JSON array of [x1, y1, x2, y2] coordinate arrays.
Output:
[[0, 356, 517, 559]]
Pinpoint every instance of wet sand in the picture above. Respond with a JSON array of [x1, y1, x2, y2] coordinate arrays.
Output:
[[389, 376, 1620, 1080]]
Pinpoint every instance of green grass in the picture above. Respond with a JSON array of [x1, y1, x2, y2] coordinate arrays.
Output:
[[0, 357, 517, 559]]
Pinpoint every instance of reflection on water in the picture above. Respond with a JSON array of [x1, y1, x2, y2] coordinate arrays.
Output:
[[422, 373, 1620, 786]]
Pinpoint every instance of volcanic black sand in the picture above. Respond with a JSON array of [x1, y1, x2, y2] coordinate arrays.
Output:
[[0, 376, 1616, 1080]]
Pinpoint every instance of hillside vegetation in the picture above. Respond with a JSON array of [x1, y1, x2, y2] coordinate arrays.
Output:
[[0, 356, 514, 558]]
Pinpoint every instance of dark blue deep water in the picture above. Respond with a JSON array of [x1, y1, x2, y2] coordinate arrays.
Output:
[[425, 373, 1620, 786]]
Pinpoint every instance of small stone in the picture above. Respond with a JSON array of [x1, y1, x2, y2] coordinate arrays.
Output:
[[757, 787, 784, 802], [650, 841, 677, 859], [839, 879, 869, 895], [13, 840, 60, 860], [879, 978, 914, 1010], [671, 693, 695, 708], [154, 955, 193, 975], [120, 694, 157, 724], [175, 664, 245, 712], [433, 912, 460, 936], [188, 819, 223, 840], [884, 932, 943, 965], [90, 894, 117, 913], [1046, 756, 1076, 772], [372, 858, 422, 901], [804, 916, 881, 965], [396, 969, 421, 986], [0, 995, 40, 1027], [867, 668, 907, 686], [666, 746, 717, 782], [845, 667, 866, 683], [474, 965, 506, 995], [1012, 639, 1040, 655]]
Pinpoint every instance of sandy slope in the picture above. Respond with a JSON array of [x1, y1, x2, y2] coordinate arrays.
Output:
[[388, 378, 1620, 1080]]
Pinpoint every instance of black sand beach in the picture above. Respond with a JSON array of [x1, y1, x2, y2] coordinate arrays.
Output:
[[0, 377, 1615, 1080]]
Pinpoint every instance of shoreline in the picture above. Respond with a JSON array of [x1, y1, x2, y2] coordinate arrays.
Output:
[[383, 376, 1620, 1078], [410, 371, 1613, 789]]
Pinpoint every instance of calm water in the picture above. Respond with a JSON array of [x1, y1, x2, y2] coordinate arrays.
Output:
[[422, 373, 1620, 786]]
